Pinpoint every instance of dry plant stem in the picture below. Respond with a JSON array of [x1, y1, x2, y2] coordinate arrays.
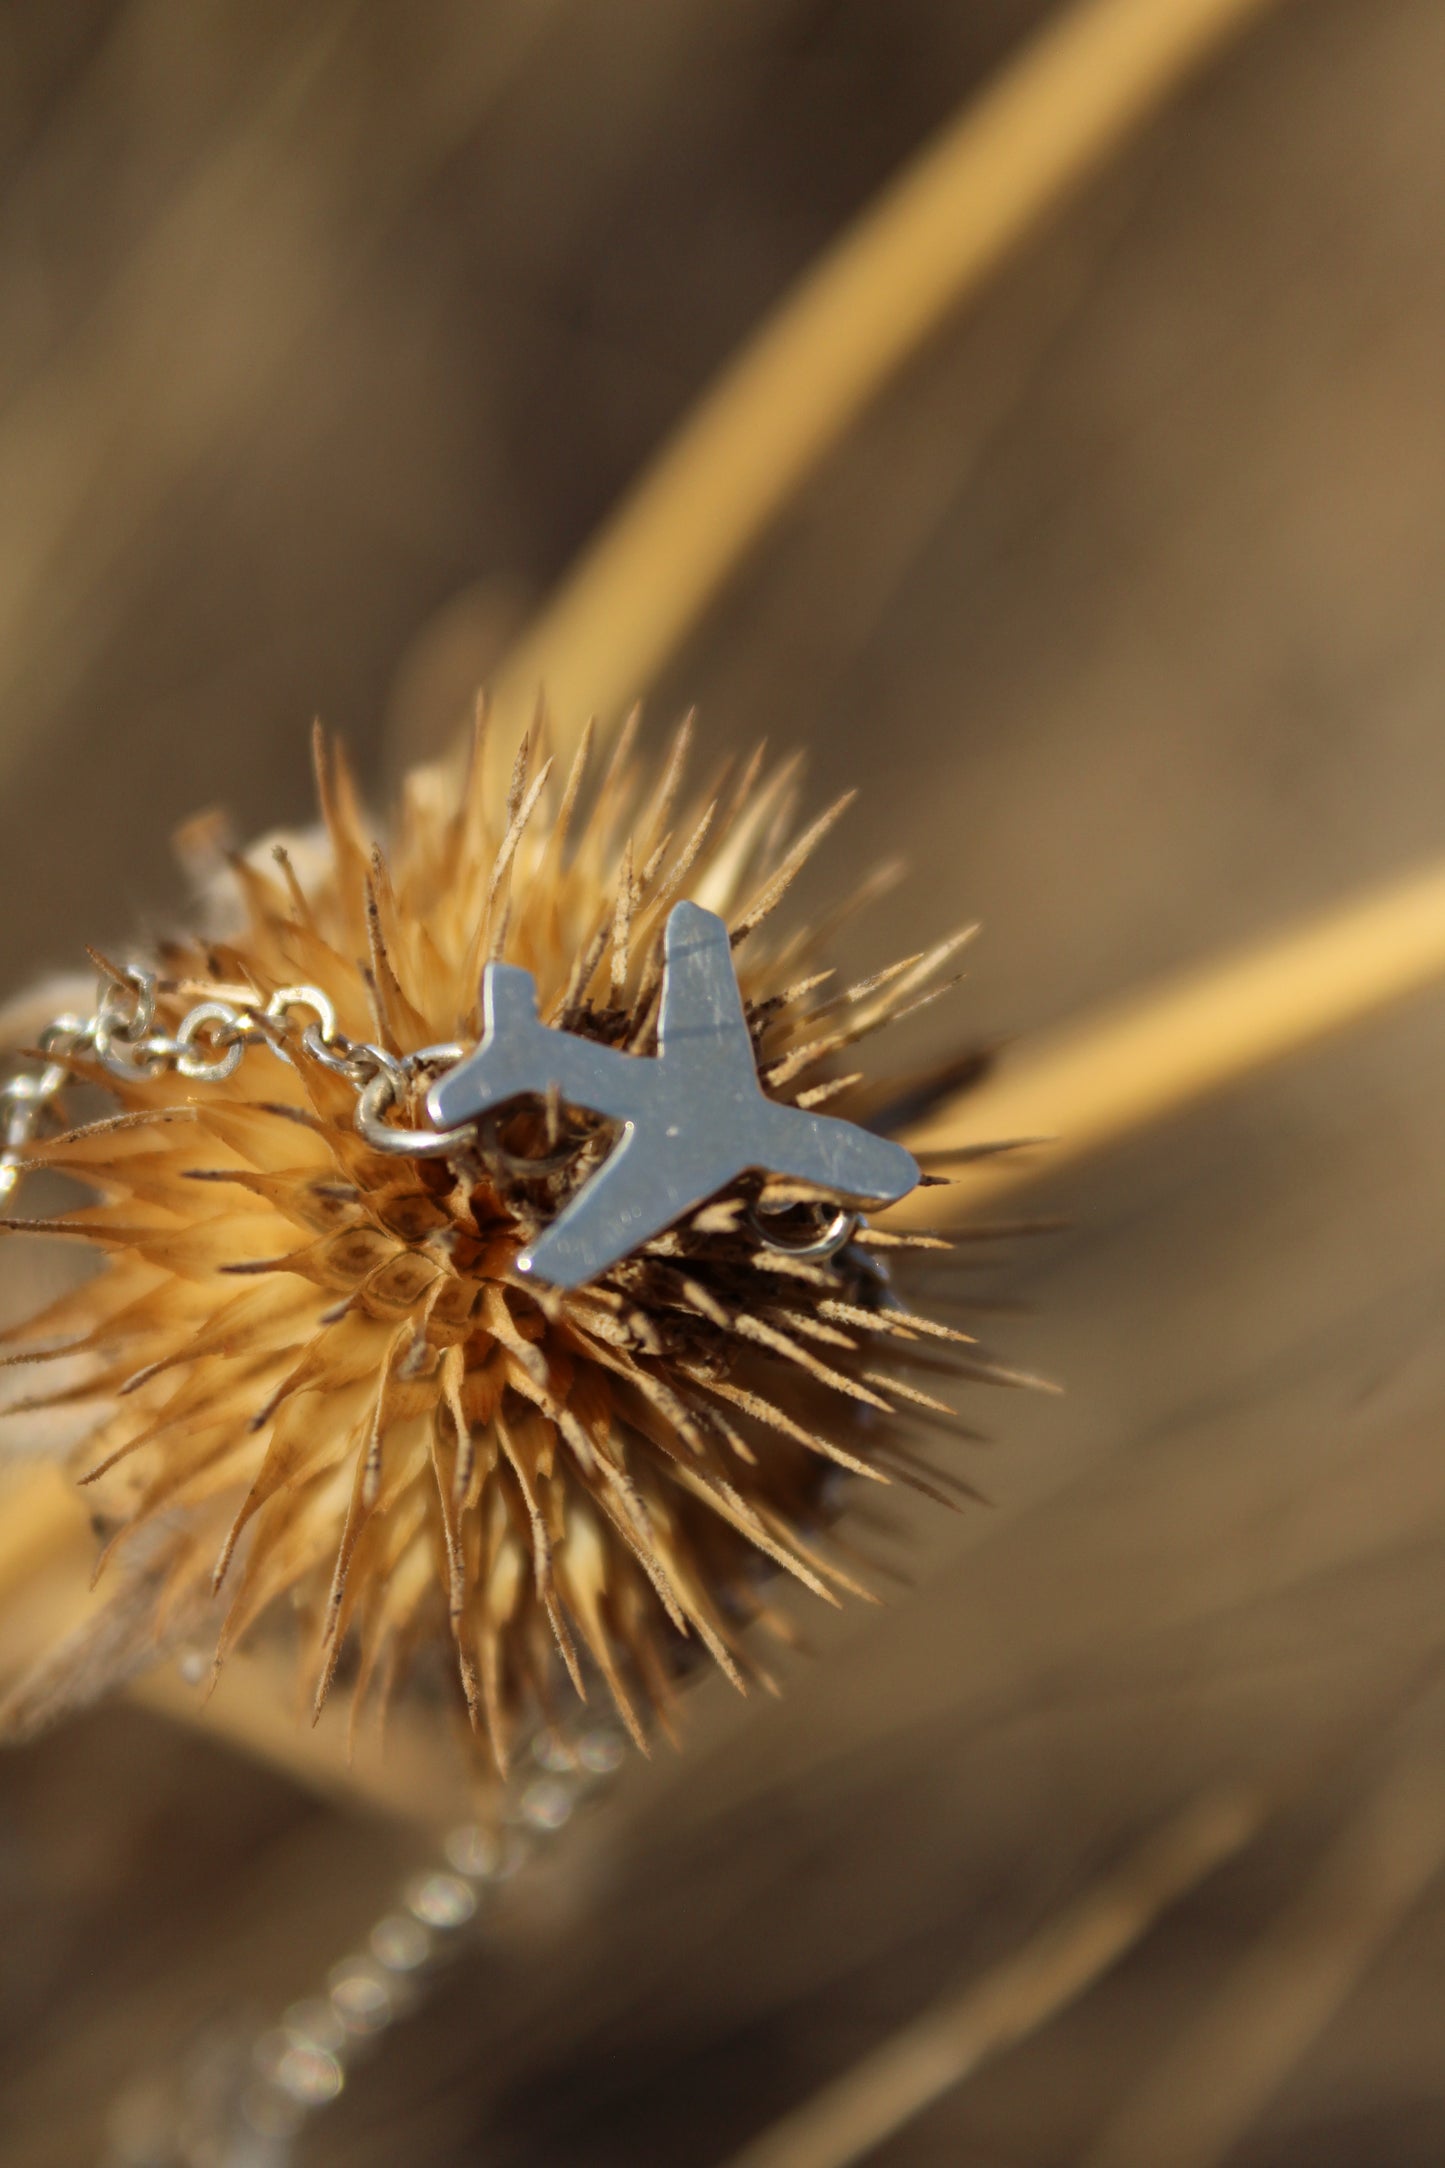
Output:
[[130, 1666, 474, 1826], [0, 0, 560, 786], [0, 1478, 470, 1822], [488, 0, 1283, 756], [1080, 1754, 1445, 2168], [721, 1784, 1264, 2168], [0, 1463, 76, 1614], [896, 856, 1445, 1217]]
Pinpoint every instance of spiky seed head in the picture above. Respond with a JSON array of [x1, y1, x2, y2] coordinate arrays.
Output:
[[1, 713, 986, 1769]]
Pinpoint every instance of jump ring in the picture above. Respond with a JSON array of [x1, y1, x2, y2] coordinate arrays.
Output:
[[95, 965, 155, 1046], [38, 1016, 86, 1055], [174, 1002, 247, 1081], [265, 984, 339, 1045], [402, 1043, 466, 1074], [747, 1201, 858, 1260], [355, 1069, 476, 1159], [301, 1022, 362, 1077], [94, 1026, 168, 1080]]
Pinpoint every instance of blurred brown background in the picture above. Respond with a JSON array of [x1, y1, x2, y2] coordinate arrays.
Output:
[[5, 2, 1445, 2163]]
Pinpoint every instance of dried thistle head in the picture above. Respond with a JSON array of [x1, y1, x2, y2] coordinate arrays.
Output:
[[1, 712, 990, 1770]]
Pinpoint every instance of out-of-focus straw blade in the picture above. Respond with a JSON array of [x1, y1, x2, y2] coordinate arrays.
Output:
[[721, 1784, 1264, 2168], [1082, 1755, 1445, 2168], [0, 1471, 472, 1823], [130, 1665, 475, 1826], [0, 4, 556, 791], [487, 0, 1283, 761], [896, 858, 1445, 1219]]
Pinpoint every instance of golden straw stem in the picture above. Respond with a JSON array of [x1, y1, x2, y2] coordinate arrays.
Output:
[[0, 1464, 79, 1614], [721, 1784, 1264, 2168], [0, 1477, 472, 1822], [1081, 1756, 1445, 2168], [130, 1663, 475, 1826], [489, 0, 1282, 754], [898, 857, 1445, 1217]]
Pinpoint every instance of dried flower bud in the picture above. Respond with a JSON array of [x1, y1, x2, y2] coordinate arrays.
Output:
[[1, 712, 994, 1769]]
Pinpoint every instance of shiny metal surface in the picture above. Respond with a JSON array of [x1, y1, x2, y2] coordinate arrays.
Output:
[[427, 900, 919, 1287]]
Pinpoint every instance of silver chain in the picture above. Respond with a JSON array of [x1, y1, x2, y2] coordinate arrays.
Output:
[[100, 1716, 629, 2168], [0, 968, 475, 1211]]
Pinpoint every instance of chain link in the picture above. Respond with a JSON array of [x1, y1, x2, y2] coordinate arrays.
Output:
[[0, 970, 471, 1213]]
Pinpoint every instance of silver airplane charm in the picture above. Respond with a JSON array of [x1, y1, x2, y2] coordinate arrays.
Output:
[[427, 900, 919, 1289]]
